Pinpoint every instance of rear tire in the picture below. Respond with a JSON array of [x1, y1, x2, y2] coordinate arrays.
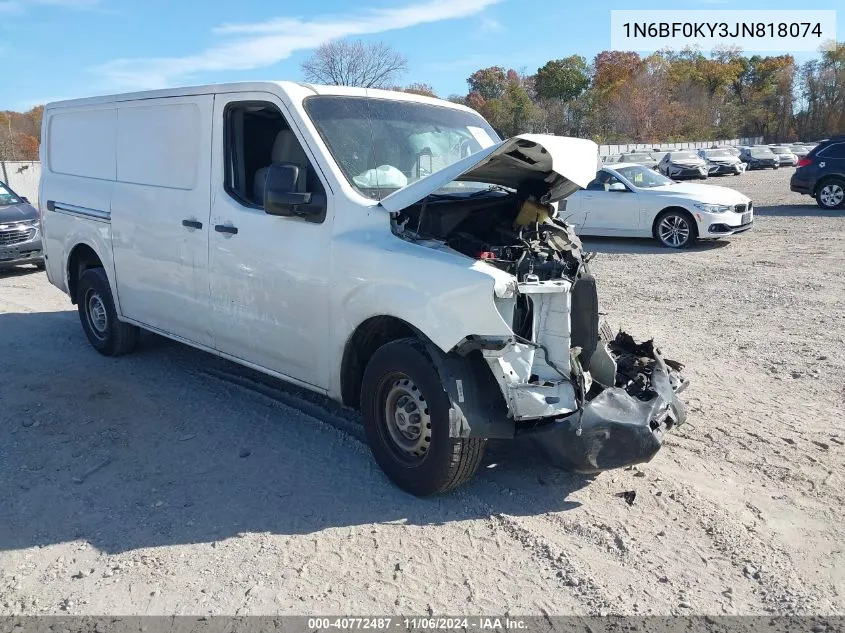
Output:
[[816, 178, 845, 210], [361, 338, 486, 496], [77, 267, 140, 356]]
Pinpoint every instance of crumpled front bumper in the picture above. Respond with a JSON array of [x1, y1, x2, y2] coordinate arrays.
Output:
[[520, 351, 688, 472]]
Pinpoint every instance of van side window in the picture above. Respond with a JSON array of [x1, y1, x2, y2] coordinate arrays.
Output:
[[224, 101, 326, 213]]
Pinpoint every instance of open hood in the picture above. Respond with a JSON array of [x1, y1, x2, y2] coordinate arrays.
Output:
[[378, 134, 599, 214]]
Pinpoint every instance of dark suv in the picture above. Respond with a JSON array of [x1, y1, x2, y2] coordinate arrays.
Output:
[[0, 181, 43, 269], [790, 135, 845, 209]]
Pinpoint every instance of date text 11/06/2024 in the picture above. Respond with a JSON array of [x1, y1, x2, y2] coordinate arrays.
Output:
[[306, 617, 529, 630]]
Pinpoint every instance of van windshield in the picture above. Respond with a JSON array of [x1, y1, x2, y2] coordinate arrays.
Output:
[[303, 95, 501, 199]]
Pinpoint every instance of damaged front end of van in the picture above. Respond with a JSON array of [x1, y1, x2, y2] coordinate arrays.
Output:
[[381, 134, 689, 472]]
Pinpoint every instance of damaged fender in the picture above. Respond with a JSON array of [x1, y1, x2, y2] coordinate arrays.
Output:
[[524, 341, 688, 473]]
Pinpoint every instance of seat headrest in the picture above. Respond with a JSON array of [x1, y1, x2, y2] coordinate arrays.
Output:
[[271, 129, 308, 165]]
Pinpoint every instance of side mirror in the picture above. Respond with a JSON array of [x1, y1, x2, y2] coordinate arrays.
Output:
[[20, 196, 29, 204], [608, 182, 627, 192], [263, 163, 324, 220]]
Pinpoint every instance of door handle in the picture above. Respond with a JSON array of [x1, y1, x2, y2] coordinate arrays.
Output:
[[214, 224, 238, 235], [182, 219, 203, 229]]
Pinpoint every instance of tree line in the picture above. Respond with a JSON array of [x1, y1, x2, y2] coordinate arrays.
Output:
[[2, 40, 843, 162], [445, 44, 844, 143]]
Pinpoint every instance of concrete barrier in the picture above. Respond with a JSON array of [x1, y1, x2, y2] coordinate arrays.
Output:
[[600, 137, 764, 157]]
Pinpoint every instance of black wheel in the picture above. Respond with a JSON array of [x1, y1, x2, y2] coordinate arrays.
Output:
[[654, 210, 697, 249], [361, 338, 486, 496], [77, 267, 140, 356], [816, 178, 845, 210]]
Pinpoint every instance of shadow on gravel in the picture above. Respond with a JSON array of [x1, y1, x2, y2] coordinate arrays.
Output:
[[581, 237, 731, 255], [0, 264, 43, 278], [753, 203, 843, 218], [0, 310, 592, 556]]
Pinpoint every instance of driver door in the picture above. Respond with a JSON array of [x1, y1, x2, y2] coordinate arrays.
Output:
[[208, 92, 333, 390], [579, 171, 641, 236]]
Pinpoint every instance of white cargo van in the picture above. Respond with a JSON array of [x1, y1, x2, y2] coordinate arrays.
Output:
[[40, 81, 688, 496]]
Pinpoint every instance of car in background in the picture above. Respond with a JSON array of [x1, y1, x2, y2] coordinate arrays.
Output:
[[650, 150, 669, 164], [789, 144, 811, 158], [618, 152, 659, 170], [698, 148, 744, 176], [769, 145, 798, 166], [0, 181, 43, 270], [739, 146, 780, 170], [602, 154, 621, 164], [567, 163, 752, 248], [790, 135, 845, 209], [658, 151, 708, 180], [711, 145, 742, 157]]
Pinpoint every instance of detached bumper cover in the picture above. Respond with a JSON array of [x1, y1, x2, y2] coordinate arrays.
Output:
[[521, 345, 688, 472]]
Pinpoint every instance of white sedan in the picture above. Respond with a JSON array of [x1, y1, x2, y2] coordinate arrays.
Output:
[[564, 163, 754, 248]]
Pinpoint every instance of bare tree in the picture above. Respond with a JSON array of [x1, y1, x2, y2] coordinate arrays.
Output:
[[301, 39, 408, 88]]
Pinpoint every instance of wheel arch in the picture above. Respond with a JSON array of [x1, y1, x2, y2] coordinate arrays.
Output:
[[340, 315, 428, 409], [813, 175, 845, 197], [652, 206, 698, 240], [66, 242, 106, 304]]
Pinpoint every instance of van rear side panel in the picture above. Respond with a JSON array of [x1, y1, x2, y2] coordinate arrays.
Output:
[[41, 106, 117, 296]]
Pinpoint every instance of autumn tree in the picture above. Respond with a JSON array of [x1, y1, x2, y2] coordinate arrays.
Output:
[[534, 56, 590, 101], [467, 67, 508, 100], [397, 83, 438, 98], [531, 56, 590, 136], [0, 107, 43, 161], [300, 40, 408, 88]]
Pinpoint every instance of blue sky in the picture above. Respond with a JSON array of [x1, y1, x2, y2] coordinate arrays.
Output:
[[2, 0, 842, 111]]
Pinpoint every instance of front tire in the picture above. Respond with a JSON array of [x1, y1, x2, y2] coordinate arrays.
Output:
[[816, 178, 845, 209], [361, 339, 486, 496], [655, 210, 697, 249], [77, 267, 140, 356]]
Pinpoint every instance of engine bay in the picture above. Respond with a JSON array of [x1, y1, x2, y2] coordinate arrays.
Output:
[[391, 190, 586, 284]]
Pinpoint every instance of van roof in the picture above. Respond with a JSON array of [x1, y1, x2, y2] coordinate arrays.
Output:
[[44, 80, 477, 114]]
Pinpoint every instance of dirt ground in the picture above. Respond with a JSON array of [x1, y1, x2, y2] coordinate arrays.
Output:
[[1, 168, 843, 616]]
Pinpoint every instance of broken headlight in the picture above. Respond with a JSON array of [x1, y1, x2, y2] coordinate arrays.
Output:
[[694, 203, 731, 214]]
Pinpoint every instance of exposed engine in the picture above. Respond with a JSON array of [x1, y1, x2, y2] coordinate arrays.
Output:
[[607, 329, 686, 402], [391, 190, 586, 283]]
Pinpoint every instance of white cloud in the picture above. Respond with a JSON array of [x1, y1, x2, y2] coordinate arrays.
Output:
[[95, 0, 503, 90], [473, 15, 503, 38]]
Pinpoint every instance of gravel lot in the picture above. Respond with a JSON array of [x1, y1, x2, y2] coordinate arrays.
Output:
[[1, 168, 843, 616]]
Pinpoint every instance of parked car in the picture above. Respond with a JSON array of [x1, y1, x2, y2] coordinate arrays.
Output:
[[650, 150, 669, 164], [39, 82, 688, 496], [769, 145, 798, 166], [0, 181, 43, 270], [658, 151, 708, 179], [710, 145, 742, 157], [790, 134, 845, 209], [568, 163, 753, 248], [697, 148, 745, 176], [789, 144, 810, 158], [617, 152, 659, 170], [739, 146, 780, 170]]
